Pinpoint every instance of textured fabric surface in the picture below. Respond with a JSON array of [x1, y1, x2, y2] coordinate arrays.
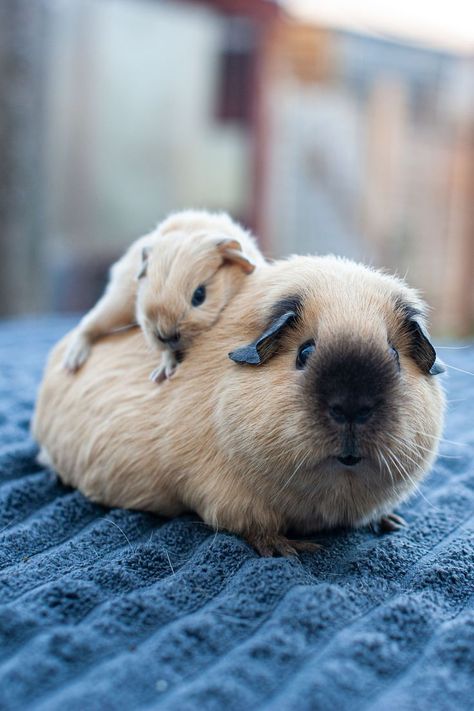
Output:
[[0, 316, 473, 711]]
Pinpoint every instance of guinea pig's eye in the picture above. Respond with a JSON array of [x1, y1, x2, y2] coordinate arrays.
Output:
[[296, 340, 316, 369], [191, 285, 206, 307], [389, 345, 400, 370]]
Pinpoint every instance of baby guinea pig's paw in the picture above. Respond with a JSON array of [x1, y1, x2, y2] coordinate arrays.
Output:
[[149, 364, 167, 384], [165, 361, 177, 379], [149, 351, 178, 384], [63, 332, 92, 372], [244, 531, 322, 557]]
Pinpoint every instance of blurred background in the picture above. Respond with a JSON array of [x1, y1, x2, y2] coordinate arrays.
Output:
[[1, 0, 474, 335]]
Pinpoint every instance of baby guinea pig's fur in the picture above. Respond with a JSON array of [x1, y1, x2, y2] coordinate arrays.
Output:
[[33, 255, 445, 557], [136, 210, 266, 360], [62, 209, 265, 380]]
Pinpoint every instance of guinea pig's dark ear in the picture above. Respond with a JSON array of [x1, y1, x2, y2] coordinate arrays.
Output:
[[229, 311, 296, 366], [136, 246, 151, 280], [215, 237, 256, 275], [401, 306, 445, 375]]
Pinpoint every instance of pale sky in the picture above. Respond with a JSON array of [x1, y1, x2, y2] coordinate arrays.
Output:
[[287, 1, 474, 54]]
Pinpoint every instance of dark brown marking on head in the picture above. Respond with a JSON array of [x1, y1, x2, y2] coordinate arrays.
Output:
[[268, 295, 304, 324]]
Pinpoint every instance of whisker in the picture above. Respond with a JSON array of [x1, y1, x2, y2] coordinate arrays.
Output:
[[378, 448, 393, 484], [411, 429, 469, 447], [444, 363, 474, 377], [434, 345, 471, 350], [163, 547, 175, 575], [375, 448, 384, 474], [387, 432, 461, 460], [389, 441, 425, 472], [271, 454, 309, 504], [210, 518, 219, 549], [0, 519, 18, 535], [101, 517, 133, 550], [384, 450, 409, 491], [378, 448, 397, 497], [375, 448, 387, 484], [386, 449, 441, 511]]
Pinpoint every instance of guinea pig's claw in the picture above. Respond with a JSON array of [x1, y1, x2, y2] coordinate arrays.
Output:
[[378, 512, 407, 533], [246, 533, 322, 558], [165, 364, 177, 379], [149, 366, 167, 384]]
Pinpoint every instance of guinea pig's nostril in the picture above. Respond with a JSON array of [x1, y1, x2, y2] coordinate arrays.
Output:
[[156, 330, 180, 346], [329, 405, 348, 424], [354, 406, 374, 424]]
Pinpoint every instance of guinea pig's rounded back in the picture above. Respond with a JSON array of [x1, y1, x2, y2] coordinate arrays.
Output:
[[217, 255, 445, 532]]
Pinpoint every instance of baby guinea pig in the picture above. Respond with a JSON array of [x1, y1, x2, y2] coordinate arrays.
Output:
[[63, 209, 265, 382], [34, 255, 446, 557]]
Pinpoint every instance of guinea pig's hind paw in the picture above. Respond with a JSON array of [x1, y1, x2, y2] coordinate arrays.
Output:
[[286, 539, 322, 555], [378, 513, 407, 533], [246, 533, 321, 558]]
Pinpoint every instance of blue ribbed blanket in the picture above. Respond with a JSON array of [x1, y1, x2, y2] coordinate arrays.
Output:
[[0, 317, 472, 710]]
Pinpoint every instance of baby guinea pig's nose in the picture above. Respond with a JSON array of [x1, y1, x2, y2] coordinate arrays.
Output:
[[156, 330, 181, 349]]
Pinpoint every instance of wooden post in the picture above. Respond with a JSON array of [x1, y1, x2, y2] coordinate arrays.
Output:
[[363, 79, 408, 267], [442, 120, 474, 336]]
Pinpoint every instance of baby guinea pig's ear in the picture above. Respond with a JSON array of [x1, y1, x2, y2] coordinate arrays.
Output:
[[398, 301, 445, 376], [136, 246, 151, 280], [214, 237, 256, 275], [229, 309, 297, 366]]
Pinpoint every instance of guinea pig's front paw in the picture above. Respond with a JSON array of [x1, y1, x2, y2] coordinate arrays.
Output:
[[63, 334, 92, 372], [377, 512, 407, 533], [164, 362, 177, 379], [245, 532, 322, 558], [149, 365, 167, 384], [150, 353, 177, 384]]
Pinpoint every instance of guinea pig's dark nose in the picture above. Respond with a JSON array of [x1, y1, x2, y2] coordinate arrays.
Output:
[[328, 401, 375, 425], [315, 339, 397, 429]]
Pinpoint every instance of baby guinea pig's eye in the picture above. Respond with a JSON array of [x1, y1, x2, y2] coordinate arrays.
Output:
[[296, 340, 316, 370], [191, 285, 206, 307]]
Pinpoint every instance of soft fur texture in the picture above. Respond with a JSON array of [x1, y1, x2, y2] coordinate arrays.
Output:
[[34, 256, 445, 555], [63, 210, 265, 380]]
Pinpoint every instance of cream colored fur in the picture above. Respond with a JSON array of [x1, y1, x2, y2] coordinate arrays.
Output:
[[63, 210, 265, 381], [34, 255, 445, 555]]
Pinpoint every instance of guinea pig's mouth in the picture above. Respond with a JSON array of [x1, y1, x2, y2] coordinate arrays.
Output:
[[337, 454, 362, 467]]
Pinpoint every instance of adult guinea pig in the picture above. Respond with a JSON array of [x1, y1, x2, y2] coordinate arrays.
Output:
[[33, 255, 446, 556]]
